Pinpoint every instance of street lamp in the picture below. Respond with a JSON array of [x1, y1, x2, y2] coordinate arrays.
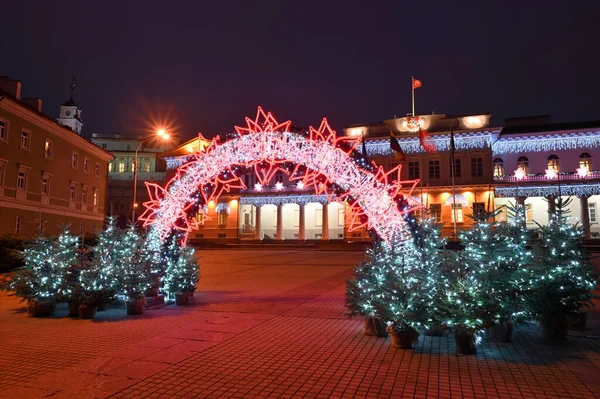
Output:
[[132, 130, 170, 223]]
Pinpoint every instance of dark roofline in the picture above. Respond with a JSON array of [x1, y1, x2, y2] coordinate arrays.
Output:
[[501, 119, 600, 135], [0, 89, 113, 159]]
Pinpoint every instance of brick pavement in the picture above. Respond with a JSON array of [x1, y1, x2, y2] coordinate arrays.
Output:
[[0, 249, 599, 398]]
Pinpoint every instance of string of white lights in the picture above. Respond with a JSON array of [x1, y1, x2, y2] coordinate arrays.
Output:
[[494, 183, 600, 198]]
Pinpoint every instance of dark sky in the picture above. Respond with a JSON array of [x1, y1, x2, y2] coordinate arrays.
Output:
[[2, 1, 599, 140]]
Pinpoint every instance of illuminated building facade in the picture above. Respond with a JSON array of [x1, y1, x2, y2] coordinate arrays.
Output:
[[493, 116, 600, 237]]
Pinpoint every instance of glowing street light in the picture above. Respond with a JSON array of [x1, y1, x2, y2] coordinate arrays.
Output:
[[132, 129, 171, 222]]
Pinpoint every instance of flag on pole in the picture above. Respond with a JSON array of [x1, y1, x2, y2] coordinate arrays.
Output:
[[412, 78, 422, 89], [419, 128, 437, 153], [390, 130, 406, 160], [361, 134, 369, 162]]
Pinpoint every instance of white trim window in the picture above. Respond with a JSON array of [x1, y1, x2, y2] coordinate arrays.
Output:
[[0, 119, 8, 141], [20, 129, 30, 150], [41, 176, 50, 195], [71, 152, 79, 169], [82, 187, 88, 205], [589, 203, 597, 224], [17, 170, 26, 190], [93, 189, 99, 206], [94, 162, 100, 177], [69, 183, 77, 201], [83, 157, 90, 173]]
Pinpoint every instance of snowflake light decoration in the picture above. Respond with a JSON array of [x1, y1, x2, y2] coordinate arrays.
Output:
[[139, 107, 420, 244]]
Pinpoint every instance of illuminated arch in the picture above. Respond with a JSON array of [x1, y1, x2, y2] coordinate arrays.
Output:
[[139, 107, 420, 244]]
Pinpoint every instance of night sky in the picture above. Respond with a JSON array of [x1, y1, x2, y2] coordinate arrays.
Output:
[[2, 1, 599, 140]]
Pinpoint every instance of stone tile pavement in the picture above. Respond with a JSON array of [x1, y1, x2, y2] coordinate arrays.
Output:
[[1, 249, 599, 398]]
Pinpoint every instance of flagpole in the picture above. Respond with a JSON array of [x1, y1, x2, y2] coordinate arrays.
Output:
[[411, 76, 415, 116], [450, 127, 457, 237]]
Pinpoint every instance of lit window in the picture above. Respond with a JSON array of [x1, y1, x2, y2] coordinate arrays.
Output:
[[580, 153, 592, 170], [338, 209, 344, 226], [429, 204, 442, 223], [496, 206, 507, 222], [0, 119, 7, 141], [118, 162, 125, 173], [429, 160, 440, 179], [218, 211, 227, 225], [15, 216, 21, 234], [17, 171, 26, 190], [143, 163, 151, 172], [71, 152, 78, 168], [526, 204, 533, 223], [493, 158, 504, 176], [451, 204, 463, 223], [95, 163, 100, 177], [315, 209, 323, 227], [20, 130, 30, 149], [589, 203, 597, 224], [41, 177, 49, 195], [108, 162, 113, 172], [44, 139, 53, 158], [473, 202, 486, 220], [517, 156, 529, 174], [471, 157, 483, 177], [83, 158, 89, 173], [408, 161, 420, 179], [547, 154, 560, 172], [93, 190, 99, 206]]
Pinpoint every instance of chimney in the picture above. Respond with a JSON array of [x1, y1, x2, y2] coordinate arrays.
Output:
[[22, 98, 43, 112], [0, 77, 22, 100]]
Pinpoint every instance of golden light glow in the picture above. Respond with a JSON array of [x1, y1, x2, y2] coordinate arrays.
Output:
[[345, 127, 365, 137], [208, 200, 215, 207], [462, 115, 487, 129]]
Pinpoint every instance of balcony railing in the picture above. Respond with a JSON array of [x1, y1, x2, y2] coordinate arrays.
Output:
[[494, 170, 600, 183]]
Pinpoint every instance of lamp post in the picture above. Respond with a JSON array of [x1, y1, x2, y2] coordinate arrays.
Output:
[[131, 129, 170, 223]]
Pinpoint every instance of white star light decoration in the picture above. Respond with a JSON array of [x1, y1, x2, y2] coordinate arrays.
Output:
[[139, 107, 420, 243]]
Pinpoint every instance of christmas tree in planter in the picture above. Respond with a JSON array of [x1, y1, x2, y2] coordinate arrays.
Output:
[[162, 235, 199, 305], [527, 197, 599, 340], [114, 224, 153, 315], [91, 217, 121, 310], [454, 206, 531, 344]]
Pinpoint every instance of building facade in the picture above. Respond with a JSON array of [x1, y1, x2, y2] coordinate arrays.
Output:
[[91, 133, 180, 227], [493, 117, 600, 237], [0, 77, 112, 236]]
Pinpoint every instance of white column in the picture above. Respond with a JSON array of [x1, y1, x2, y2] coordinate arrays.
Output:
[[298, 203, 306, 240], [321, 203, 329, 240], [580, 196, 591, 238], [276, 203, 283, 240], [255, 205, 262, 240]]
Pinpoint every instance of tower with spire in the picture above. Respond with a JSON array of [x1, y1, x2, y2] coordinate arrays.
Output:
[[57, 75, 83, 135]]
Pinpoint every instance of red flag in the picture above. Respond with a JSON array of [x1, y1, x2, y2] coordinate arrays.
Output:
[[419, 128, 437, 153], [412, 78, 422, 89], [390, 130, 405, 160]]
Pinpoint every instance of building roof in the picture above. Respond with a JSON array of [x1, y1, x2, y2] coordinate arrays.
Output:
[[500, 119, 600, 135], [159, 136, 211, 158]]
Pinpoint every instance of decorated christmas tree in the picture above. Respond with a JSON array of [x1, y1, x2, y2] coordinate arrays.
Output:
[[91, 217, 121, 307], [527, 197, 599, 339], [162, 235, 199, 304], [115, 224, 152, 302]]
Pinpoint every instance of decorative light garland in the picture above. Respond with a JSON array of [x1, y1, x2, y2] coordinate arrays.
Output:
[[239, 194, 329, 206], [493, 131, 600, 155], [494, 183, 600, 198], [365, 133, 494, 156], [140, 107, 420, 243]]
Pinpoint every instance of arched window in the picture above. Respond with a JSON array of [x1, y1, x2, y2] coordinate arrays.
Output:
[[216, 202, 230, 226], [547, 154, 560, 172], [580, 153, 592, 170], [493, 158, 504, 176], [517, 156, 529, 174]]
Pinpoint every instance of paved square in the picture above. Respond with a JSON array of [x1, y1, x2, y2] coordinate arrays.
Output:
[[1, 249, 599, 398]]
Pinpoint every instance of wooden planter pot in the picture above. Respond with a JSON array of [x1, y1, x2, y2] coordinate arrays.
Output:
[[539, 313, 568, 340], [454, 330, 477, 355], [487, 321, 514, 343], [364, 315, 388, 337], [68, 300, 80, 317], [424, 324, 447, 337], [126, 298, 145, 315], [78, 304, 97, 319], [27, 299, 56, 318], [144, 285, 160, 298], [175, 293, 189, 305], [387, 326, 419, 349]]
